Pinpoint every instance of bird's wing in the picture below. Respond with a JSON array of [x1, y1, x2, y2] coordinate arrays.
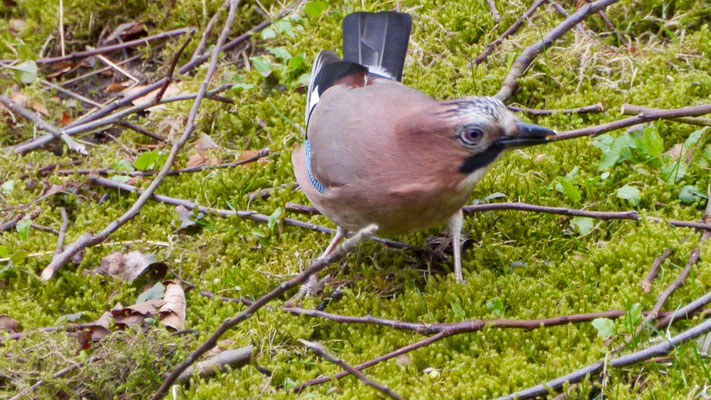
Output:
[[307, 81, 436, 189], [304, 50, 368, 128]]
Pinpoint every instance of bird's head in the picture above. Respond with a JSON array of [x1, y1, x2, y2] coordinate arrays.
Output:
[[402, 96, 556, 175]]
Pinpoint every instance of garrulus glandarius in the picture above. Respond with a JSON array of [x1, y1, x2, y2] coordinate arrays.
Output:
[[292, 11, 555, 282]]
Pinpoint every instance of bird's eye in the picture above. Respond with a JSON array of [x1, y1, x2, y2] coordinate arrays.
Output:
[[460, 127, 484, 145]]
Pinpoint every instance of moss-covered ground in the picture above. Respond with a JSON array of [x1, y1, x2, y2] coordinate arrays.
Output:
[[1, 0, 711, 398]]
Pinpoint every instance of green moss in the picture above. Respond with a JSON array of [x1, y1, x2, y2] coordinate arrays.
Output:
[[2, 0, 711, 398]]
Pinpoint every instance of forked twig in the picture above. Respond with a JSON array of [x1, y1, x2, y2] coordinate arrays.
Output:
[[40, 0, 240, 280], [151, 224, 378, 400]]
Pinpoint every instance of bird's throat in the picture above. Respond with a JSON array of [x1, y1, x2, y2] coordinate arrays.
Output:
[[458, 144, 504, 174]]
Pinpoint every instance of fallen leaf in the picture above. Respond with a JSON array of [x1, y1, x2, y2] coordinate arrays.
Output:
[[136, 282, 166, 303], [196, 133, 219, 157], [10, 90, 27, 106], [105, 80, 133, 93], [173, 204, 204, 231], [159, 281, 186, 331], [83, 311, 112, 342], [60, 112, 74, 126], [90, 251, 167, 282], [185, 152, 207, 168], [0, 314, 19, 333], [236, 149, 263, 167], [122, 82, 183, 112], [102, 21, 146, 44], [28, 100, 48, 116], [111, 299, 164, 328]]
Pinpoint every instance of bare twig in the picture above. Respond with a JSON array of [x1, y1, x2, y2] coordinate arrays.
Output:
[[293, 330, 452, 393], [641, 234, 691, 293], [40, 0, 240, 280], [284, 201, 711, 231], [284, 307, 706, 336], [54, 208, 69, 256], [507, 102, 603, 115], [621, 104, 711, 127], [177, 346, 253, 383], [495, 0, 620, 101], [596, 9, 627, 46], [486, 0, 501, 22], [0, 28, 190, 65], [7, 356, 101, 400], [6, 85, 233, 154], [151, 224, 379, 400], [546, 0, 589, 36], [60, 53, 143, 86], [40, 79, 102, 108], [0, 95, 88, 155], [0, 208, 42, 232], [554, 103, 711, 141], [199, 291, 255, 306], [118, 121, 167, 142], [656, 291, 711, 330], [87, 176, 420, 251], [93, 52, 141, 82], [155, 30, 195, 103], [299, 339, 405, 400], [492, 317, 711, 400], [473, 0, 547, 66], [248, 182, 300, 202], [58, 0, 65, 57], [191, 0, 230, 61], [29, 223, 59, 235]]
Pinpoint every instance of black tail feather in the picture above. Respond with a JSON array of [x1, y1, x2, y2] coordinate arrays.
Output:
[[342, 11, 412, 81]]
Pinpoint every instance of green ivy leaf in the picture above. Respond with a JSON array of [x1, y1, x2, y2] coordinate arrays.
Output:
[[305, 1, 327, 18], [556, 178, 581, 203], [133, 150, 166, 171], [1, 180, 15, 194], [250, 56, 273, 77], [268, 207, 282, 231], [16, 219, 31, 239], [260, 26, 276, 40], [136, 282, 165, 303], [268, 47, 292, 61], [570, 217, 594, 235], [8, 60, 38, 84], [592, 317, 617, 340], [684, 127, 708, 149], [661, 159, 687, 183], [617, 185, 641, 206], [679, 185, 704, 204], [113, 159, 134, 172]]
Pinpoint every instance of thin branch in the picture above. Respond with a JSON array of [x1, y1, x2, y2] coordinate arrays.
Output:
[[657, 291, 711, 330], [596, 9, 627, 46], [60, 53, 143, 86], [0, 207, 42, 232], [58, 0, 65, 57], [492, 317, 711, 400], [0, 95, 88, 155], [151, 223, 379, 400], [284, 307, 706, 336], [7, 356, 101, 400], [118, 121, 167, 142], [40, 0, 240, 280], [248, 182, 299, 202], [29, 223, 59, 235], [0, 28, 190, 65], [640, 247, 675, 293], [486, 0, 501, 23], [40, 79, 102, 108], [54, 208, 69, 256], [191, 0, 230, 61], [299, 339, 404, 400], [507, 102, 603, 115], [5, 85, 233, 154], [554, 103, 711, 141], [621, 104, 711, 127], [293, 330, 452, 393], [546, 0, 589, 36], [284, 202, 711, 231], [155, 30, 195, 103], [473, 0, 547, 66], [87, 176, 420, 252], [199, 291, 255, 306], [177, 346, 253, 383], [60, 13, 282, 130], [634, 220, 711, 337], [495, 0, 620, 101]]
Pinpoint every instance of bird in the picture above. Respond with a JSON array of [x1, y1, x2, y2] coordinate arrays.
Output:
[[292, 11, 555, 282]]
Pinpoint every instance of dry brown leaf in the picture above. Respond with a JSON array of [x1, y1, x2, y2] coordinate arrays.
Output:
[[123, 82, 183, 111], [665, 143, 694, 162], [0, 314, 19, 333], [236, 149, 268, 168], [186, 152, 207, 168], [29, 100, 48, 116], [196, 133, 219, 156], [159, 281, 185, 331], [103, 21, 146, 44], [10, 90, 26, 106], [112, 299, 165, 328], [46, 65, 72, 79], [90, 251, 166, 282], [105, 80, 133, 93], [86, 311, 112, 341], [60, 112, 74, 126]]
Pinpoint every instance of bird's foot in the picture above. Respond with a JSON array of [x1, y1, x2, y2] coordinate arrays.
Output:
[[284, 274, 331, 307]]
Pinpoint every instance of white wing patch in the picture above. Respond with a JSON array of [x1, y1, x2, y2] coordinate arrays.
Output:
[[306, 85, 320, 123]]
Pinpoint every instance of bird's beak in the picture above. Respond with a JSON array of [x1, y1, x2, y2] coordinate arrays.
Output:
[[497, 121, 557, 149]]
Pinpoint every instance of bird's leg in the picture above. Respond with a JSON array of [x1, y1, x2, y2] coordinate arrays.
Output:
[[321, 226, 347, 258], [448, 210, 465, 283], [286, 226, 348, 306]]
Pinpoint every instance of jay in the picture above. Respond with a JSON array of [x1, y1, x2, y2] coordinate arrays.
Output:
[[292, 11, 555, 282]]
